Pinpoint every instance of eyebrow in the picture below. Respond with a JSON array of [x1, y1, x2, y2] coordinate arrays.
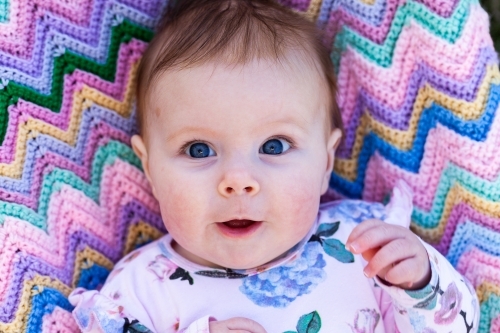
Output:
[[262, 115, 311, 133], [165, 114, 311, 142], [165, 126, 221, 142]]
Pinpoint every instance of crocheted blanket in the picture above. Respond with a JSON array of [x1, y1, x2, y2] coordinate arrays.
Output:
[[0, 0, 498, 332]]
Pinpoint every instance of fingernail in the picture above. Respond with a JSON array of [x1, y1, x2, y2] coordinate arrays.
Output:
[[348, 243, 357, 253], [363, 269, 369, 278]]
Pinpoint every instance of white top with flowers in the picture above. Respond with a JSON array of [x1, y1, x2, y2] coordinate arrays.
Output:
[[69, 184, 479, 333]]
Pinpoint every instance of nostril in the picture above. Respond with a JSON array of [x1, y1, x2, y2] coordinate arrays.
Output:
[[244, 186, 252, 192], [226, 187, 233, 193]]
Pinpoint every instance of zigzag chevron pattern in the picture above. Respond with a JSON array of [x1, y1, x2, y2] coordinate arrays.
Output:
[[0, 0, 499, 331]]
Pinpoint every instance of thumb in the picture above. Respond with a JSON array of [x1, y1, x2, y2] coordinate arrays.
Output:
[[225, 317, 267, 333], [385, 180, 413, 229]]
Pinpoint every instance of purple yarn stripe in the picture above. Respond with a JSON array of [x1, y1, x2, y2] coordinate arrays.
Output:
[[0, 199, 165, 322], [337, 47, 497, 158]]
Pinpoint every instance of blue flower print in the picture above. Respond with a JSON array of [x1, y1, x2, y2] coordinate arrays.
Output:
[[239, 242, 326, 308], [408, 309, 437, 333], [326, 201, 385, 224], [74, 305, 125, 333]]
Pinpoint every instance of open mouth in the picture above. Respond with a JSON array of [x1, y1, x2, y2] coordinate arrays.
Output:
[[217, 219, 262, 237]]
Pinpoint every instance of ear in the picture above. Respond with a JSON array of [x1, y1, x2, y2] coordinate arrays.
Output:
[[131, 135, 158, 198], [320, 128, 342, 195]]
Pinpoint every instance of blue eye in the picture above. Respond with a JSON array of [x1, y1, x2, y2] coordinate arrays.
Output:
[[260, 138, 291, 155], [187, 142, 215, 158]]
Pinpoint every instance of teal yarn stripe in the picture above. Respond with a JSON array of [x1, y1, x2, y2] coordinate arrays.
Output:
[[479, 292, 500, 332], [0, 0, 9, 23], [412, 160, 500, 229], [332, 0, 473, 69], [0, 140, 142, 229]]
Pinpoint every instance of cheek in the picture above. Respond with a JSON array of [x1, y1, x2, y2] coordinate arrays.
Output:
[[271, 165, 322, 225], [149, 166, 211, 233]]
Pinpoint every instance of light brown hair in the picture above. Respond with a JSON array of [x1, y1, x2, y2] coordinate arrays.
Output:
[[136, 0, 343, 136]]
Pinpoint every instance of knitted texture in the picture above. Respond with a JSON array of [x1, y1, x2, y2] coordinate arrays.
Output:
[[0, 0, 498, 332]]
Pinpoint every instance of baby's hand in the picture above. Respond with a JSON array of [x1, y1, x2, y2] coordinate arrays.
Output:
[[209, 317, 267, 333], [346, 219, 431, 290]]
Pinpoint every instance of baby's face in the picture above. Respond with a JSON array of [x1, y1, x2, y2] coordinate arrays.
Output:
[[132, 57, 341, 269]]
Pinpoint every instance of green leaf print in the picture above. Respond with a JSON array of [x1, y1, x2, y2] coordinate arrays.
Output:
[[283, 311, 322, 333], [124, 318, 153, 333], [315, 222, 340, 238], [322, 238, 354, 263], [297, 311, 321, 333]]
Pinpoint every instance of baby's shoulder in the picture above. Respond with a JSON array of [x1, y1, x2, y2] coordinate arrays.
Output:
[[97, 235, 176, 296]]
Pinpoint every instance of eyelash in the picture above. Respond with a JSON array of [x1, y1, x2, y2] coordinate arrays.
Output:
[[178, 136, 296, 156], [178, 138, 207, 156]]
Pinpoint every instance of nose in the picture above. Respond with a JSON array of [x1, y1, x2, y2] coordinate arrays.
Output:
[[217, 169, 260, 197]]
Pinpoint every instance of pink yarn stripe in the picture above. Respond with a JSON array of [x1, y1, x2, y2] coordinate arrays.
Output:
[[323, 0, 398, 45], [419, 0, 458, 17], [337, 6, 491, 126], [0, 120, 131, 209], [0, 39, 146, 164], [0, 0, 94, 57], [434, 203, 500, 255], [0, 159, 159, 301], [42, 307, 79, 333], [361, 105, 500, 210], [491, 317, 500, 333], [456, 248, 500, 289]]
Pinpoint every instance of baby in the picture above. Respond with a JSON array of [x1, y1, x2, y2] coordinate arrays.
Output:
[[69, 0, 479, 332]]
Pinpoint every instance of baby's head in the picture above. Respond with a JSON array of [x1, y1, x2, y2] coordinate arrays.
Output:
[[132, 0, 343, 269]]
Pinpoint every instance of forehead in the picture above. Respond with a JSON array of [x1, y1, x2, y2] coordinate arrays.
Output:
[[145, 57, 329, 139]]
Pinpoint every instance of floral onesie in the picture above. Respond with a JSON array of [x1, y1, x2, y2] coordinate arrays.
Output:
[[69, 183, 479, 333]]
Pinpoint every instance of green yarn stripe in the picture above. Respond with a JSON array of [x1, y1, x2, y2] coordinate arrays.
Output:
[[412, 154, 500, 229], [479, 293, 500, 332], [0, 20, 154, 146], [0, 140, 142, 229], [0, 0, 8, 22], [332, 0, 473, 69]]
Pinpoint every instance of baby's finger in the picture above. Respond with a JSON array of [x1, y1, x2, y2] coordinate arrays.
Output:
[[225, 317, 267, 333], [363, 238, 415, 278], [384, 258, 422, 288], [347, 223, 405, 254], [346, 219, 383, 247], [361, 247, 379, 262]]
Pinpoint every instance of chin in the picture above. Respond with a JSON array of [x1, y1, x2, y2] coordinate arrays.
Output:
[[216, 251, 274, 270]]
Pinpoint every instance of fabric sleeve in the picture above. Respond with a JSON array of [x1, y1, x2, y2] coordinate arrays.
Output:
[[370, 241, 480, 333], [69, 288, 215, 333], [69, 287, 148, 333], [68, 242, 216, 333], [368, 180, 480, 332]]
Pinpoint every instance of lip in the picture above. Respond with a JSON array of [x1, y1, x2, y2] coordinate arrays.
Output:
[[216, 219, 263, 238]]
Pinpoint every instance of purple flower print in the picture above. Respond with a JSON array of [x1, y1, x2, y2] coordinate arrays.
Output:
[[434, 282, 462, 324], [348, 308, 380, 333], [124, 250, 142, 263], [147, 254, 178, 281]]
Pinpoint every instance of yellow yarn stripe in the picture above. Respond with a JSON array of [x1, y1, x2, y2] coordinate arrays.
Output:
[[124, 221, 164, 256], [72, 247, 114, 288], [305, 0, 322, 21], [0, 275, 71, 333], [477, 281, 500, 303], [334, 65, 500, 181], [0, 61, 140, 178], [411, 184, 500, 244]]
